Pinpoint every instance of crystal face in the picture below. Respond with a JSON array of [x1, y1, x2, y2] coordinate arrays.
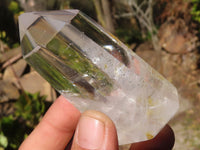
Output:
[[19, 10, 179, 145]]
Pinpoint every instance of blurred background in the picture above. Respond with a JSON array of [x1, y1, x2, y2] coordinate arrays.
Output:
[[0, 0, 200, 149]]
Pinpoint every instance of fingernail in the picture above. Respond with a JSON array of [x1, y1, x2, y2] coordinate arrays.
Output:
[[76, 116, 105, 149]]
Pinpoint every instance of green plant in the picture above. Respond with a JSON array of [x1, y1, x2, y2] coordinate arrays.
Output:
[[115, 28, 144, 44], [0, 92, 48, 150], [15, 92, 46, 127], [0, 132, 8, 149], [0, 0, 23, 48], [191, 0, 200, 23]]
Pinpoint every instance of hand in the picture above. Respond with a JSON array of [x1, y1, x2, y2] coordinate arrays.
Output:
[[19, 96, 175, 150]]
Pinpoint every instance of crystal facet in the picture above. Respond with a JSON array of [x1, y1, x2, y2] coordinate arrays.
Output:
[[19, 10, 179, 145]]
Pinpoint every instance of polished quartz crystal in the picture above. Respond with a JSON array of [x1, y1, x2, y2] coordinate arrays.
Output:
[[19, 10, 179, 145]]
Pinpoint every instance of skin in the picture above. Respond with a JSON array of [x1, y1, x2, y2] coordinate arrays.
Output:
[[19, 96, 175, 150]]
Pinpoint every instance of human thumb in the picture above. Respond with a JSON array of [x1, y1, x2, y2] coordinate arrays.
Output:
[[71, 110, 118, 150]]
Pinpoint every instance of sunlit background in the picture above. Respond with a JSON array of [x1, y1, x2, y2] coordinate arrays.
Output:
[[0, 0, 200, 149]]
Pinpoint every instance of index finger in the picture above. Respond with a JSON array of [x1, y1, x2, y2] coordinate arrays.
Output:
[[19, 96, 81, 150]]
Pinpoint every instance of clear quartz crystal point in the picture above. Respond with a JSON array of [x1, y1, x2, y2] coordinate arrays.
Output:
[[19, 10, 179, 145]]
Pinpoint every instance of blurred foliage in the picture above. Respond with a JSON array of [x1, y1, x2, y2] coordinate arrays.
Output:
[[0, 0, 23, 48], [15, 92, 46, 127], [0, 92, 48, 150], [8, 1, 21, 14], [115, 28, 144, 44], [67, 0, 96, 19], [191, 0, 200, 25]]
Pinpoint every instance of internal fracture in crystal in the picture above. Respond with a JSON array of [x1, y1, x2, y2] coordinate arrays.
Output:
[[19, 10, 179, 145]]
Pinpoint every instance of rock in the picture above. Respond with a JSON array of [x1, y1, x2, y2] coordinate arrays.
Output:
[[197, 93, 200, 101], [136, 42, 157, 69], [0, 47, 21, 63], [158, 19, 198, 54], [3, 59, 27, 86], [20, 71, 56, 102], [0, 40, 9, 55], [0, 80, 20, 102]]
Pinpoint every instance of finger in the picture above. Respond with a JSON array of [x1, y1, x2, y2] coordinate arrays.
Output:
[[71, 110, 118, 150], [19, 96, 81, 150], [130, 125, 175, 150]]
